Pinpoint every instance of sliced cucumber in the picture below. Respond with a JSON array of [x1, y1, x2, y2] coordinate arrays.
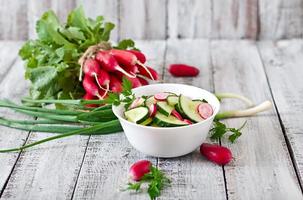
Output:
[[144, 96, 157, 107], [140, 117, 153, 126], [154, 113, 187, 127], [179, 95, 204, 122], [167, 95, 179, 106], [124, 106, 149, 124], [193, 99, 208, 103], [157, 101, 174, 116]]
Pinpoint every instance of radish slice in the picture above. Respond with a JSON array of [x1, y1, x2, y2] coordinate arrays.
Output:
[[197, 103, 213, 119], [183, 119, 192, 125], [149, 104, 157, 117], [129, 97, 144, 109], [154, 93, 169, 101], [171, 109, 183, 121]]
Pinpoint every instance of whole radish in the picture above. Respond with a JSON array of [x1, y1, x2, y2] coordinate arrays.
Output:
[[127, 50, 146, 63], [96, 69, 110, 91], [109, 49, 155, 81], [96, 51, 136, 78], [129, 160, 152, 181], [82, 75, 103, 99], [115, 72, 142, 88], [137, 76, 149, 86], [81, 58, 105, 89], [138, 66, 159, 80], [109, 75, 122, 93], [168, 64, 200, 77], [200, 143, 232, 165]]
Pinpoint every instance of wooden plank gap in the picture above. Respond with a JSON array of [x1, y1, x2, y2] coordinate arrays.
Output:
[[70, 135, 92, 200], [256, 44, 303, 192], [0, 130, 32, 198]]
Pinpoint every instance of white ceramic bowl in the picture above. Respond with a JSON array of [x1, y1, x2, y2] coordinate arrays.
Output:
[[112, 84, 220, 158]]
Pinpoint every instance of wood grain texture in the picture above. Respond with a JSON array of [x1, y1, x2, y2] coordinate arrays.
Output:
[[212, 0, 258, 39], [0, 50, 88, 200], [72, 41, 166, 200], [257, 40, 303, 186], [77, 0, 119, 42], [0, 42, 29, 192], [119, 0, 167, 40], [167, 0, 212, 39], [211, 40, 302, 199], [159, 39, 226, 200], [0, 0, 28, 40], [28, 0, 77, 39], [259, 0, 303, 39]]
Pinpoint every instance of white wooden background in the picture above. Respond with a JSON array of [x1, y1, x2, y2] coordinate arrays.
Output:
[[0, 0, 303, 40]]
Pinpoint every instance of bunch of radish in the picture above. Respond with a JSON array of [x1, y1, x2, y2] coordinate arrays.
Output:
[[79, 47, 159, 105]]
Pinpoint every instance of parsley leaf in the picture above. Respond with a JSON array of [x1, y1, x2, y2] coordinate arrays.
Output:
[[124, 166, 170, 200], [210, 120, 247, 143]]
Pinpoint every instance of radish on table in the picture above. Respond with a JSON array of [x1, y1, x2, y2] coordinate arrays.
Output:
[[200, 143, 232, 165], [168, 64, 200, 77]]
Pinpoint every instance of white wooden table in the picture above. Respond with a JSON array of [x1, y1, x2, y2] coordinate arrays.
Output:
[[0, 39, 302, 200]]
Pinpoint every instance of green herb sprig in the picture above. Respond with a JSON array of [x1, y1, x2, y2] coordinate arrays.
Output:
[[125, 166, 171, 200], [210, 120, 247, 143]]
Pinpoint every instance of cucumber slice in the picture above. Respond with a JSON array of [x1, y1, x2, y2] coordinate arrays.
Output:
[[144, 96, 157, 107], [167, 96, 179, 106], [124, 106, 149, 124], [140, 117, 153, 126], [154, 113, 187, 127], [179, 95, 204, 122], [157, 101, 174, 116], [193, 99, 208, 103]]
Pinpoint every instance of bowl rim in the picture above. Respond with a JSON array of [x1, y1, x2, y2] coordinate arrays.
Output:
[[112, 83, 220, 131]]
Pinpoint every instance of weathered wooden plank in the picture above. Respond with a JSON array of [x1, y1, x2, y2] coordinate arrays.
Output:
[[119, 0, 166, 40], [0, 42, 29, 192], [211, 40, 302, 199], [259, 0, 303, 39], [258, 40, 303, 186], [0, 51, 88, 199], [0, 0, 28, 40], [77, 0, 119, 42], [159, 39, 226, 200], [212, 0, 258, 39], [167, 0, 211, 39], [28, 0, 76, 39], [72, 41, 165, 200]]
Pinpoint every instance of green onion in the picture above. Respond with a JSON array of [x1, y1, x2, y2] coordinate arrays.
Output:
[[0, 120, 122, 153]]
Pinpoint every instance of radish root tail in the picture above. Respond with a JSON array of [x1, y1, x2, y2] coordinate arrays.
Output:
[[137, 62, 154, 81]]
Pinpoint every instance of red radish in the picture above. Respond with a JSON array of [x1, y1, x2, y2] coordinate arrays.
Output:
[[138, 66, 159, 80], [109, 75, 122, 93], [137, 76, 149, 86], [96, 51, 136, 78], [96, 69, 110, 91], [200, 143, 232, 165], [129, 97, 145, 109], [129, 160, 152, 181], [171, 109, 183, 121], [149, 104, 157, 117], [109, 49, 155, 81], [83, 93, 98, 108], [128, 50, 146, 63], [123, 64, 139, 75], [168, 64, 200, 77], [197, 103, 213, 119], [154, 93, 169, 101], [183, 119, 193, 125], [115, 72, 142, 88], [82, 75, 103, 99]]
